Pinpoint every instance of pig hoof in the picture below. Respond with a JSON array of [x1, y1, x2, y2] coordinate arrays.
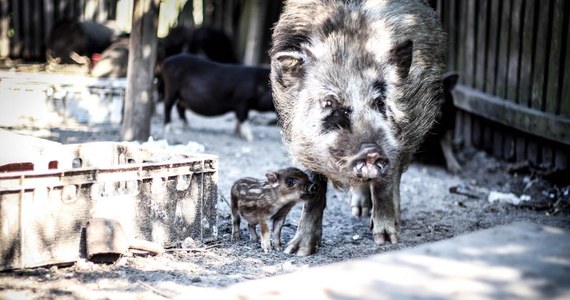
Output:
[[447, 162, 462, 174], [284, 236, 319, 256], [236, 120, 254, 141], [373, 232, 398, 245], [164, 124, 172, 135], [262, 243, 272, 253], [350, 186, 372, 217], [284, 245, 315, 257], [351, 206, 370, 217]]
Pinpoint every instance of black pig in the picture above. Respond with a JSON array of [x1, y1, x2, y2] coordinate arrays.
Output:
[[47, 19, 121, 65], [416, 72, 461, 174], [161, 53, 274, 141]]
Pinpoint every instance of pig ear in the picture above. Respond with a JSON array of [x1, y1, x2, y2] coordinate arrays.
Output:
[[265, 172, 280, 188], [273, 51, 306, 87], [389, 39, 413, 80], [443, 72, 460, 91]]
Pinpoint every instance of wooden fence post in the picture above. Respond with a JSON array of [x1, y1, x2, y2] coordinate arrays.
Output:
[[121, 0, 160, 142], [0, 0, 9, 59], [243, 0, 266, 66]]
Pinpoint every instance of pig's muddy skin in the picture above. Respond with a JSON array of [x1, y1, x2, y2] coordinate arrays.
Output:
[[270, 0, 447, 255], [231, 168, 316, 253]]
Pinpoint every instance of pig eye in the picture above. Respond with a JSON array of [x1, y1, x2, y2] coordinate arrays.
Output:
[[286, 178, 297, 187], [371, 80, 387, 115], [323, 96, 336, 108], [322, 107, 351, 133]]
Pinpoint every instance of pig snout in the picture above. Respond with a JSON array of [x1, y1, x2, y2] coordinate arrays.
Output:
[[351, 143, 389, 180], [299, 181, 317, 200]]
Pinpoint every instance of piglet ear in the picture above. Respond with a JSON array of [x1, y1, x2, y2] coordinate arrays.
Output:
[[272, 51, 307, 88], [389, 39, 413, 80], [265, 172, 280, 188]]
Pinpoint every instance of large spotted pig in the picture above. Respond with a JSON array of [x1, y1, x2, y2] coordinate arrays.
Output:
[[270, 0, 447, 255]]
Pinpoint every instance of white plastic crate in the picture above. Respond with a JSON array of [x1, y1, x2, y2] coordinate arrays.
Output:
[[0, 135, 218, 270]]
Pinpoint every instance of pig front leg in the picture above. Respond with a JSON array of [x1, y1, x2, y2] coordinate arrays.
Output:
[[272, 217, 285, 251], [247, 224, 258, 241], [235, 109, 253, 141], [259, 220, 272, 253], [175, 102, 190, 129], [350, 184, 372, 217], [231, 214, 241, 240], [370, 171, 401, 244], [230, 194, 241, 240], [284, 173, 327, 256], [440, 131, 461, 174], [235, 120, 253, 141], [271, 204, 295, 251]]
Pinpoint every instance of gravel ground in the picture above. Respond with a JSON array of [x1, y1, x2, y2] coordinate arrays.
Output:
[[1, 103, 569, 299]]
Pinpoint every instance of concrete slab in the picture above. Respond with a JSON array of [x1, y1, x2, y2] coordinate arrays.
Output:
[[218, 222, 570, 299]]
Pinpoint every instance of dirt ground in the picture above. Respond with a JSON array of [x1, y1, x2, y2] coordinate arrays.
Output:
[[1, 103, 569, 299]]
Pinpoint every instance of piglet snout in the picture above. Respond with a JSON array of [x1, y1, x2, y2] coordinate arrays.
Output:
[[306, 182, 317, 194]]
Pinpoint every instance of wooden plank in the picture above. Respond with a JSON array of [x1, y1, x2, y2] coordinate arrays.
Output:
[[527, 141, 539, 166], [243, 0, 268, 66], [475, 0, 488, 91], [98, 0, 108, 23], [554, 149, 568, 170], [43, 0, 54, 50], [454, 109, 464, 145], [464, 112, 473, 148], [223, 0, 234, 37], [484, 0, 500, 95], [531, 1, 551, 111], [463, 0, 476, 87], [56, 0, 65, 21], [472, 115, 482, 148], [542, 144, 554, 168], [453, 85, 570, 145], [515, 134, 526, 162], [545, 0, 565, 114], [107, 0, 117, 20], [78, 0, 86, 21], [21, 0, 32, 59], [456, 1, 465, 81], [33, 0, 43, 59], [506, 0, 523, 102], [0, 0, 8, 58], [503, 131, 514, 161], [70, 0, 77, 19], [562, 3, 570, 118], [436, 0, 443, 20], [518, 0, 536, 107], [495, 0, 511, 100], [492, 124, 503, 158], [482, 123, 492, 154], [9, 0, 20, 57], [445, 0, 458, 72]]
